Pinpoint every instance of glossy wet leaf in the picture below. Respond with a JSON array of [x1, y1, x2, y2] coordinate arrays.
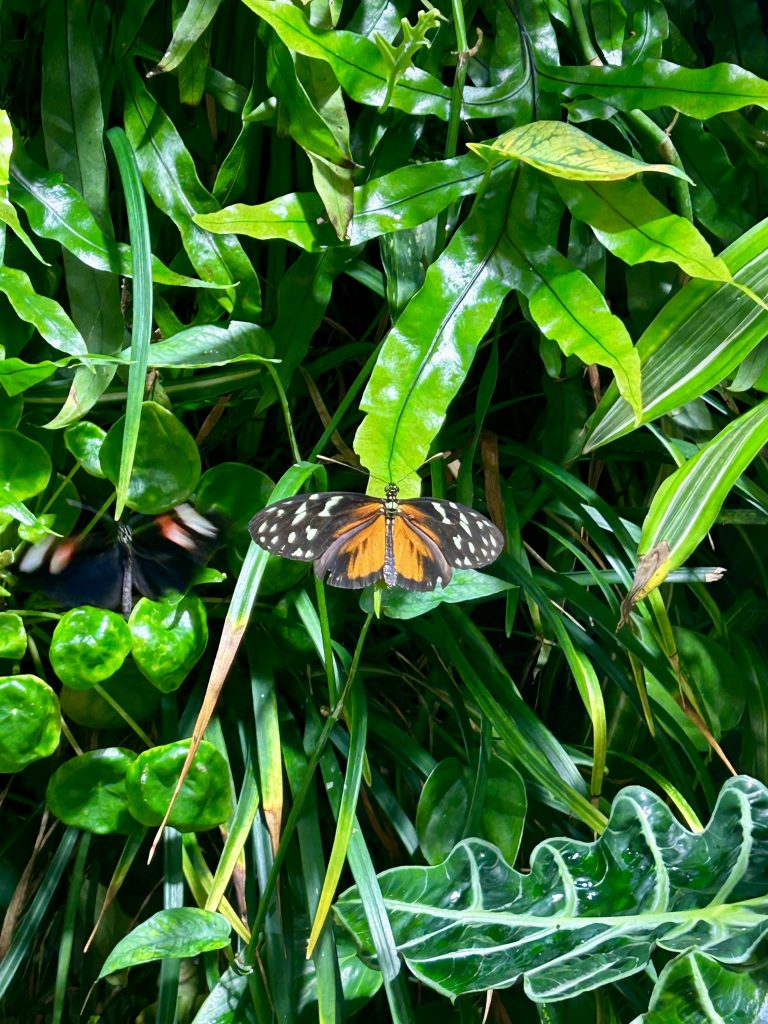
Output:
[[0, 674, 61, 773], [416, 757, 526, 865], [128, 593, 208, 692], [99, 402, 201, 514], [0, 265, 87, 358], [360, 569, 513, 620], [59, 661, 160, 728], [125, 739, 231, 830], [336, 776, 768, 1002], [99, 908, 231, 978], [540, 59, 768, 118], [0, 430, 51, 501], [50, 607, 133, 690], [64, 421, 106, 477], [0, 612, 26, 659], [636, 951, 768, 1024], [116, 320, 274, 369], [47, 747, 140, 835], [469, 121, 691, 181]]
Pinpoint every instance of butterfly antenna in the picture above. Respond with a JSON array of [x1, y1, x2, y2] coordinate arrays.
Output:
[[316, 454, 365, 474]]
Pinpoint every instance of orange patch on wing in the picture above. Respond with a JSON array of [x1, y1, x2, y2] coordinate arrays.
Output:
[[335, 517, 386, 582], [392, 516, 434, 583]]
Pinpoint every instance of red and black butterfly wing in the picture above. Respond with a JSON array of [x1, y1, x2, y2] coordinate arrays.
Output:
[[130, 505, 221, 601], [249, 492, 384, 567], [18, 534, 125, 609], [399, 499, 504, 572]]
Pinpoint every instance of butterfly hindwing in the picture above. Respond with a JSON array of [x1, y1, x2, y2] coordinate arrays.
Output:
[[400, 499, 504, 570], [248, 493, 383, 563], [314, 514, 386, 589], [391, 515, 453, 591]]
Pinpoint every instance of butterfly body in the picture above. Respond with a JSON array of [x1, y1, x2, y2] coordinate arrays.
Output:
[[249, 483, 503, 591], [19, 504, 219, 614]]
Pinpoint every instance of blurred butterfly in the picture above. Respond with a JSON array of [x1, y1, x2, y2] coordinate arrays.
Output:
[[248, 482, 504, 591], [18, 504, 219, 615]]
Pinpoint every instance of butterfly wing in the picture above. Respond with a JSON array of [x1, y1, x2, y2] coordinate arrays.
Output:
[[18, 535, 125, 609], [130, 505, 220, 601], [314, 515, 387, 589], [249, 492, 383, 564], [390, 515, 453, 591], [400, 499, 504, 570]]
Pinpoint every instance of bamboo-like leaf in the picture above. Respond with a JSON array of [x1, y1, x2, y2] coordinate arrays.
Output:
[[106, 128, 152, 522], [585, 217, 768, 450], [0, 112, 45, 262], [556, 178, 732, 283], [0, 266, 87, 357], [540, 59, 768, 117], [622, 399, 768, 612], [468, 121, 692, 181], [336, 776, 768, 1002], [354, 184, 515, 497], [152, 0, 225, 76]]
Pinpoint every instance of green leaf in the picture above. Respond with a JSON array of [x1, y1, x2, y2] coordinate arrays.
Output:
[[114, 320, 274, 369], [99, 908, 231, 978], [555, 178, 732, 282], [152, 0, 225, 75], [59, 661, 160, 729], [0, 265, 87, 357], [468, 121, 692, 181], [336, 776, 768, 1002], [637, 951, 768, 1024], [0, 111, 46, 262], [0, 612, 26, 659], [626, 400, 768, 607], [0, 430, 51, 501], [49, 607, 133, 690], [0, 674, 61, 773], [125, 739, 231, 830], [585, 217, 768, 449], [128, 593, 209, 692], [64, 421, 106, 477], [354, 184, 515, 497], [99, 402, 201, 514], [47, 747, 140, 835], [360, 569, 513, 619], [540, 59, 768, 117], [416, 757, 526, 865]]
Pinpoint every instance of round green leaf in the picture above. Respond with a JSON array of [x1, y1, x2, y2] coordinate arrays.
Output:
[[125, 739, 231, 831], [47, 747, 140, 834], [64, 421, 107, 478], [0, 674, 61, 773], [99, 908, 231, 978], [0, 612, 26, 659], [0, 429, 52, 500], [128, 593, 208, 692], [0, 394, 22, 429], [50, 607, 132, 690], [60, 662, 161, 728], [197, 462, 274, 534], [99, 402, 201, 513]]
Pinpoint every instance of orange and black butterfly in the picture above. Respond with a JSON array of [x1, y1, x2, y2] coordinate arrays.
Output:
[[248, 482, 504, 591]]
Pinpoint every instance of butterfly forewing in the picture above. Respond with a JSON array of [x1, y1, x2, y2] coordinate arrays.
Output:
[[400, 499, 504, 570], [249, 493, 384, 563]]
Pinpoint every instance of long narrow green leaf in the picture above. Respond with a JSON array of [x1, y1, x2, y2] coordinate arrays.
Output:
[[106, 128, 152, 521], [627, 399, 768, 608]]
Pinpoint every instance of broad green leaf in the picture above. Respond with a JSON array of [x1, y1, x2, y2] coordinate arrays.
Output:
[[195, 153, 486, 251], [360, 569, 513, 619], [505, 219, 642, 419], [129, 593, 209, 692], [336, 776, 768, 1002], [125, 739, 231, 830], [468, 121, 692, 181], [64, 421, 106, 477], [635, 951, 768, 1024], [50, 608, 132, 690], [555, 178, 732, 282], [114, 320, 274, 369], [0, 355, 67, 396], [0, 674, 61, 773], [59, 662, 160, 729], [122, 63, 261, 319], [625, 399, 768, 608], [100, 402, 201, 514], [0, 431, 51, 500], [99, 908, 231, 978], [540, 59, 768, 117], [0, 266, 86, 357], [585, 217, 768, 449], [0, 612, 26, 659], [354, 184, 515, 497], [47, 747, 140, 835], [10, 150, 221, 288]]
